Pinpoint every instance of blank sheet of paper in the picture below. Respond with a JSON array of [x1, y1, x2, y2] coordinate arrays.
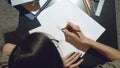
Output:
[[29, 0, 105, 57]]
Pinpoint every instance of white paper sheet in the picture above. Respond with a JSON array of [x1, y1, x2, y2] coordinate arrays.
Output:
[[31, 0, 86, 14], [29, 0, 105, 57], [11, 0, 34, 6]]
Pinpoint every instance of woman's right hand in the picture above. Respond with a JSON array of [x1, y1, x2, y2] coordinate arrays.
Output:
[[62, 22, 90, 50]]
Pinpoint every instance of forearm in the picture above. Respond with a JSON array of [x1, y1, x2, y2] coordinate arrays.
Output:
[[62, 22, 120, 61], [85, 38, 120, 61]]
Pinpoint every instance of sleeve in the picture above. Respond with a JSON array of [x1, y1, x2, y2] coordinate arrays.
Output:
[[0, 52, 11, 68], [95, 60, 120, 68]]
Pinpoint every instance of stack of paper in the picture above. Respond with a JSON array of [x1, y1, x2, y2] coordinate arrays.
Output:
[[29, 0, 105, 57]]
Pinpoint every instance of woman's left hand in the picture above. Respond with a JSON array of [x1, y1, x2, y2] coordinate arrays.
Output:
[[62, 52, 84, 68]]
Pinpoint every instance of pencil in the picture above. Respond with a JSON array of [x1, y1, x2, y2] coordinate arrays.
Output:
[[61, 28, 81, 38], [61, 28, 81, 32], [83, 0, 90, 15]]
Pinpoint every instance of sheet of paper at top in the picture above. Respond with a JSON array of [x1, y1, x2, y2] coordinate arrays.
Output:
[[31, 0, 87, 15], [70, 0, 86, 12], [31, 0, 60, 14], [29, 0, 105, 57], [30, 0, 87, 16], [11, 0, 34, 6]]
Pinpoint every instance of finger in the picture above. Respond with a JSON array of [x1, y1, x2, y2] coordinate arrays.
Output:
[[64, 52, 78, 64], [76, 25, 80, 29], [64, 52, 75, 59], [63, 24, 82, 38], [62, 29, 71, 42], [75, 25, 84, 38], [67, 22, 75, 28], [66, 53, 81, 66], [64, 29, 76, 38], [62, 29, 73, 39], [64, 22, 77, 32], [76, 30, 85, 39], [69, 59, 84, 68], [61, 29, 68, 38], [67, 22, 79, 30], [64, 22, 73, 28], [62, 29, 81, 44]]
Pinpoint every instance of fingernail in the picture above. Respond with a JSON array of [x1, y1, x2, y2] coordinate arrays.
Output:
[[61, 28, 66, 32], [81, 59, 84, 61], [76, 51, 81, 54]]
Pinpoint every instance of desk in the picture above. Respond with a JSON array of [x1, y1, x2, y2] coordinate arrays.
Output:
[[15, 0, 118, 67]]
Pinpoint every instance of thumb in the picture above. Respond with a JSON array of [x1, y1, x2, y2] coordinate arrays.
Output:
[[62, 29, 72, 37], [62, 29, 69, 38]]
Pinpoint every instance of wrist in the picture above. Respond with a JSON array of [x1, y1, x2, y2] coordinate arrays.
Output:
[[81, 37, 94, 47]]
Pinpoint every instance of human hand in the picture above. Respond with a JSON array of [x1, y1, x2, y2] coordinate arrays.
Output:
[[62, 22, 89, 50], [62, 52, 84, 68], [2, 43, 16, 52]]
